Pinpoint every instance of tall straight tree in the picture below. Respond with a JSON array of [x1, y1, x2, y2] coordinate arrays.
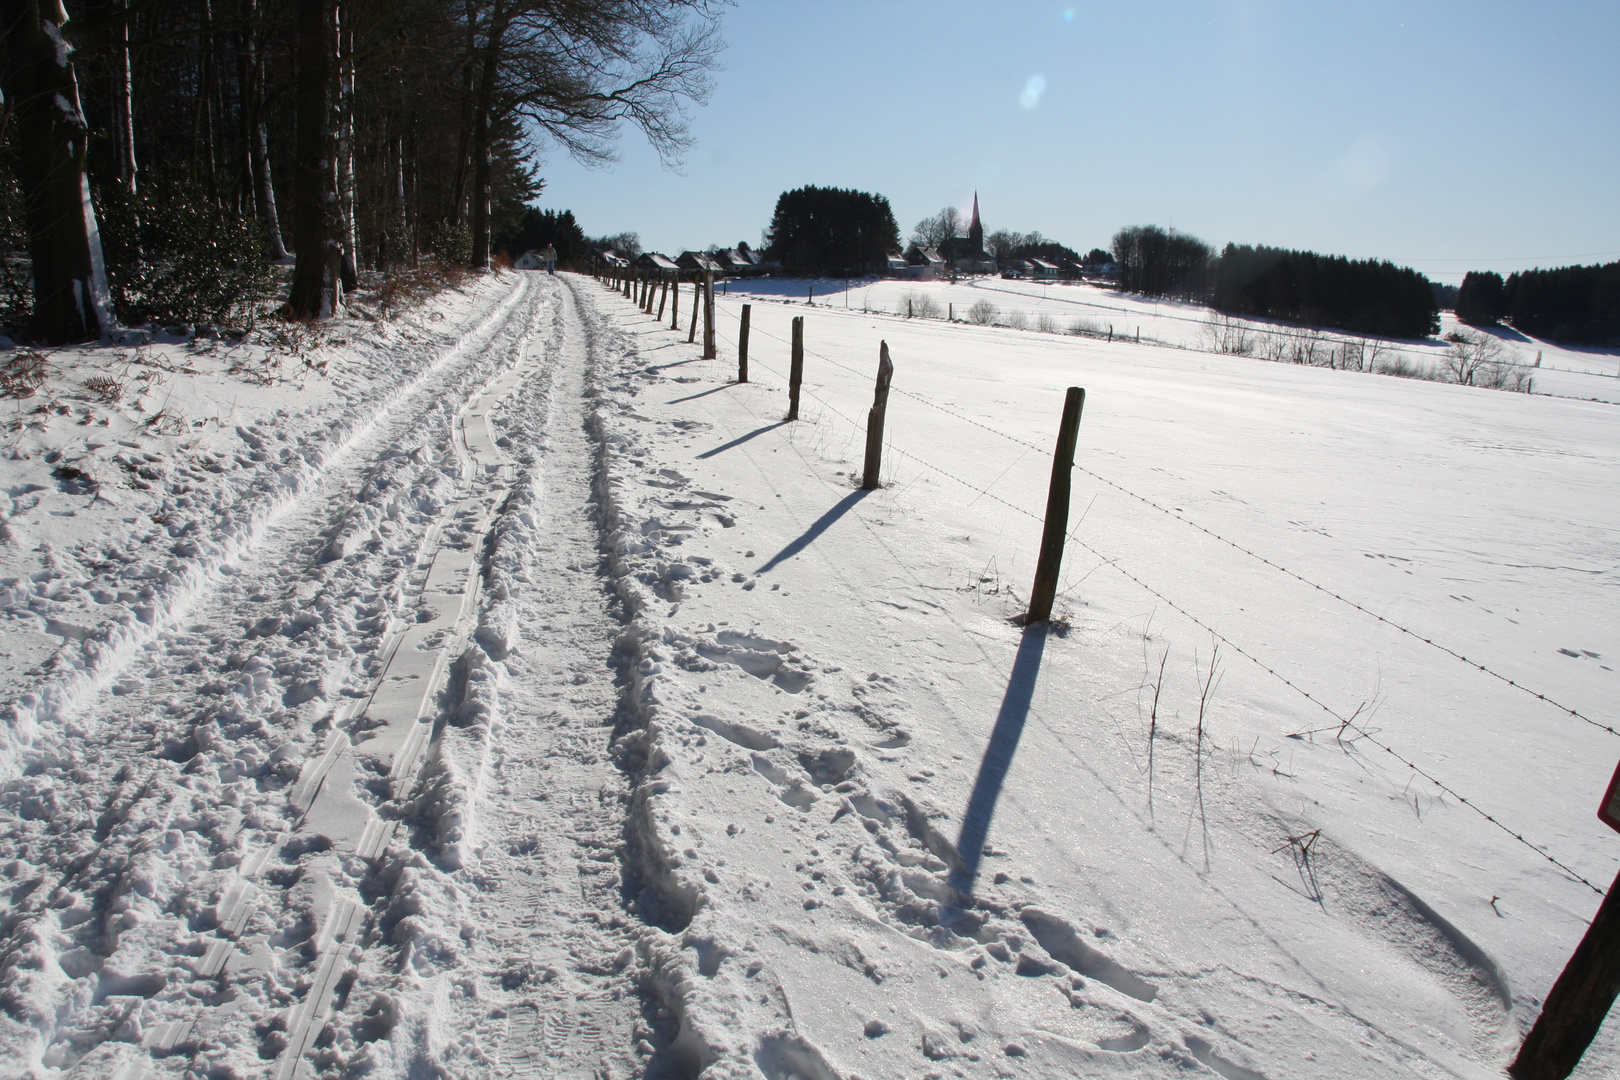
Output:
[[1, 0, 113, 342], [286, 0, 343, 318]]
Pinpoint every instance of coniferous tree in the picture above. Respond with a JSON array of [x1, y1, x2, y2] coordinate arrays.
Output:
[[1111, 225, 1212, 298], [1456, 271, 1505, 326], [1502, 262, 1620, 343], [765, 186, 901, 273]]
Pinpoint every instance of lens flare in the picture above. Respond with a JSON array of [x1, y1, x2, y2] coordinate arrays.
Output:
[[1020, 74, 1047, 109]]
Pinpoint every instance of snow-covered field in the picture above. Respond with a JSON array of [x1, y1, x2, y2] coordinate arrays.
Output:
[[727, 275, 1620, 404], [2, 270, 1617, 1078]]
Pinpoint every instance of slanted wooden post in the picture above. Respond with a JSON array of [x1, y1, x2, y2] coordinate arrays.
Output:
[[1510, 865, 1620, 1080], [646, 272, 657, 314], [1026, 387, 1086, 624], [738, 304, 751, 383], [657, 275, 669, 320], [670, 277, 680, 330], [688, 276, 700, 343], [703, 271, 716, 359], [861, 342, 894, 490], [788, 315, 804, 420]]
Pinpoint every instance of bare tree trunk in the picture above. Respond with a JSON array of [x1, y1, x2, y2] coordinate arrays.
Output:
[[114, 0, 137, 195], [469, 1, 509, 270], [242, 0, 289, 260], [286, 0, 342, 318], [1, 0, 113, 342], [336, 2, 356, 287], [446, 0, 478, 229], [393, 132, 408, 262]]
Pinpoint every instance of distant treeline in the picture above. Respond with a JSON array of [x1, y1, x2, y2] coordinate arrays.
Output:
[[1458, 264, 1620, 343], [1109, 225, 1439, 339], [1212, 244, 1439, 340]]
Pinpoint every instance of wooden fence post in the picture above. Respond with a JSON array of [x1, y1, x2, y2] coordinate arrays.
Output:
[[738, 304, 751, 383], [703, 271, 716, 359], [646, 272, 657, 314], [1509, 865, 1620, 1080], [670, 277, 680, 330], [1026, 386, 1086, 624], [861, 342, 894, 490], [788, 315, 804, 420], [688, 276, 700, 343], [807, 284, 813, 306], [949, 302, 953, 322], [657, 275, 668, 321]]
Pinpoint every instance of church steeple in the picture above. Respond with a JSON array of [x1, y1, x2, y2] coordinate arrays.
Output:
[[968, 191, 983, 256]]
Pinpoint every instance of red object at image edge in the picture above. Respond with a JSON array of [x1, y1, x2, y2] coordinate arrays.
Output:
[[1600, 759, 1620, 834]]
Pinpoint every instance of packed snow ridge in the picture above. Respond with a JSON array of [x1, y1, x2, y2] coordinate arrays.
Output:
[[1, 270, 1617, 1079]]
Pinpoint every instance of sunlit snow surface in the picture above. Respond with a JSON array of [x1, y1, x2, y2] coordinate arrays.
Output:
[[1, 271, 1616, 1078], [596, 275, 1620, 1078]]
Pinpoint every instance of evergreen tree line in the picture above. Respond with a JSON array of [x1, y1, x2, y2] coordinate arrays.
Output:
[[1109, 224, 1438, 339], [0, 0, 723, 343], [1211, 244, 1439, 340], [1457, 264, 1620, 344], [762, 186, 901, 274]]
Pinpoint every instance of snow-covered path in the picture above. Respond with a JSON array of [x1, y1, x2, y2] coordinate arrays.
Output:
[[0, 274, 662, 1078]]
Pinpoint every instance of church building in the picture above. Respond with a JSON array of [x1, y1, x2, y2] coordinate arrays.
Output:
[[939, 193, 996, 275]]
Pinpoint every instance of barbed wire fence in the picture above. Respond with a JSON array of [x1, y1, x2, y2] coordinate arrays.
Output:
[[598, 270, 1615, 898]]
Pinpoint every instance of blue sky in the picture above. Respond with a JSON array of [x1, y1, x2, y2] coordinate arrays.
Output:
[[534, 1, 1620, 284]]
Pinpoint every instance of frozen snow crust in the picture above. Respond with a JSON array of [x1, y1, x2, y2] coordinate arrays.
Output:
[[2, 269, 1617, 1078]]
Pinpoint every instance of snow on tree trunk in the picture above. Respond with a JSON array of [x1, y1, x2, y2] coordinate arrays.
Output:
[[286, 0, 343, 319], [1, 0, 113, 343]]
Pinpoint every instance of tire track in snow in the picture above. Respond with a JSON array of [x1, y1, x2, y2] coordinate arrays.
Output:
[[306, 275, 650, 1078], [0, 274, 545, 1077], [0, 275, 530, 784]]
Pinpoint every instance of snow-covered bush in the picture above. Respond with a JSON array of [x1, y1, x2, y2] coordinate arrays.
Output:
[[902, 292, 940, 319], [966, 298, 997, 325]]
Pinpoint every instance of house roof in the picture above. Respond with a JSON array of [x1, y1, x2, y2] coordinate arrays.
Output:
[[638, 252, 680, 271], [677, 251, 724, 272]]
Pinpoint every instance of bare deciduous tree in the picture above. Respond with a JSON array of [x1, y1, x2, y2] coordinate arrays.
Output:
[[910, 206, 960, 250], [466, 0, 724, 268]]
